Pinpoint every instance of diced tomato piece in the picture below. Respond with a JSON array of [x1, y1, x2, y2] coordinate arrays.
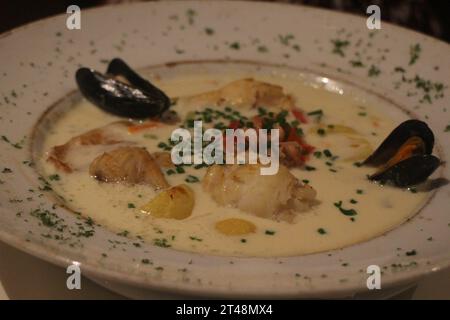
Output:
[[286, 127, 314, 156], [228, 120, 241, 130], [252, 116, 263, 129], [300, 142, 315, 154], [286, 127, 301, 144], [291, 108, 308, 124]]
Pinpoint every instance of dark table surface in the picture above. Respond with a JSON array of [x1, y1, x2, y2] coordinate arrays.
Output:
[[1, 1, 449, 43]]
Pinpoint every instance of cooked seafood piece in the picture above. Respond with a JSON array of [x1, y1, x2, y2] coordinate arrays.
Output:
[[152, 151, 175, 168], [364, 120, 434, 166], [363, 120, 441, 187], [280, 141, 306, 167], [47, 121, 131, 173], [369, 155, 440, 188], [89, 146, 169, 189], [181, 78, 295, 110], [76, 58, 171, 119], [203, 164, 317, 221]]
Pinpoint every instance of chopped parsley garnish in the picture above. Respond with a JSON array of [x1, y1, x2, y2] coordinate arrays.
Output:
[[175, 166, 185, 174], [356, 189, 364, 194], [257, 45, 268, 53], [153, 238, 171, 248], [186, 8, 196, 25], [185, 175, 199, 183], [307, 109, 323, 121], [204, 27, 214, 35], [334, 201, 358, 216], [189, 236, 203, 242], [406, 250, 417, 256], [409, 43, 421, 65], [307, 110, 323, 117], [127, 203, 136, 209], [265, 230, 276, 236], [350, 60, 364, 68], [229, 42, 240, 50], [368, 65, 381, 77], [323, 149, 333, 158], [331, 39, 350, 57], [317, 228, 327, 235], [157, 142, 171, 150], [1, 135, 24, 149], [409, 187, 418, 194], [278, 34, 295, 46], [396, 73, 445, 104], [117, 230, 129, 237], [38, 176, 52, 191], [350, 199, 358, 204], [30, 209, 61, 227], [48, 174, 60, 181]]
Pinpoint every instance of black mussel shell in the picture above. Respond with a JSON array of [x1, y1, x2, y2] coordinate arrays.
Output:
[[368, 155, 441, 187], [363, 120, 434, 166], [106, 58, 171, 109], [75, 60, 170, 119]]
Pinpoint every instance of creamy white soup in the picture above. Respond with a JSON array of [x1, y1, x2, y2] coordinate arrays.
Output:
[[36, 63, 430, 257]]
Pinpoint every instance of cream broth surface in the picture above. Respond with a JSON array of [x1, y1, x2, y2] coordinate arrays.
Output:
[[37, 64, 429, 257]]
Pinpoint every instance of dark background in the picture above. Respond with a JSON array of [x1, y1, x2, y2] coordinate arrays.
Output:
[[1, 0, 449, 43]]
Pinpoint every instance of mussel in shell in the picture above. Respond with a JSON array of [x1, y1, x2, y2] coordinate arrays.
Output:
[[75, 58, 171, 119], [363, 120, 441, 187]]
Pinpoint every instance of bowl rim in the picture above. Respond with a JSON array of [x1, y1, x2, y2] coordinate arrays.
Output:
[[1, 0, 450, 298]]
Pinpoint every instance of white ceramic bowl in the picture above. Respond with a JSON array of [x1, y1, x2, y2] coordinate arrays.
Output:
[[0, 1, 449, 298]]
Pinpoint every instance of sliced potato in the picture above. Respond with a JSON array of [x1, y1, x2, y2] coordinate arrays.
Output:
[[141, 184, 194, 220], [215, 218, 256, 236], [345, 136, 373, 161], [326, 124, 358, 134], [310, 124, 373, 162], [152, 151, 175, 169]]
